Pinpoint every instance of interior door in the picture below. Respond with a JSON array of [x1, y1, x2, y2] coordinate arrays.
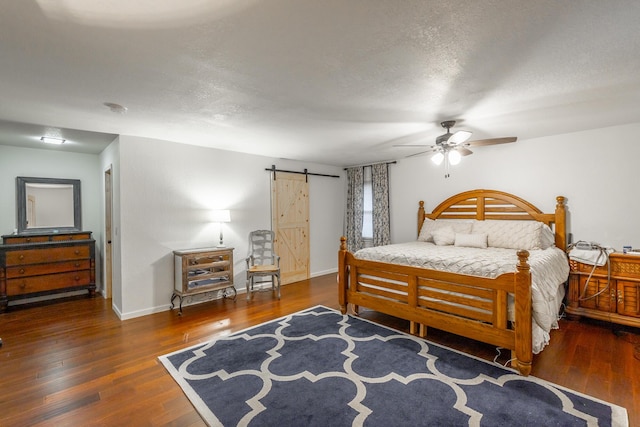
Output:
[[271, 172, 310, 285]]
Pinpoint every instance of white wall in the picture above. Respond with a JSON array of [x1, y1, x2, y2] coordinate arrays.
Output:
[[389, 122, 640, 251], [115, 136, 343, 319]]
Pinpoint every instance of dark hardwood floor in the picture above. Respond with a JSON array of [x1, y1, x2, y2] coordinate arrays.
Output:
[[1, 274, 638, 426]]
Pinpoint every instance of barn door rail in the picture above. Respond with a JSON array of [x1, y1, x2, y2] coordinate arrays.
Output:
[[266, 165, 340, 182]]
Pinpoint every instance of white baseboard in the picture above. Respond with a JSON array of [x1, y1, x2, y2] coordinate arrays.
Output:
[[110, 270, 337, 320], [311, 268, 337, 278]]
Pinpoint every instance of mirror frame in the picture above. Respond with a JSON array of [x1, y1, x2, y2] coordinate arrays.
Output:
[[16, 176, 82, 234]]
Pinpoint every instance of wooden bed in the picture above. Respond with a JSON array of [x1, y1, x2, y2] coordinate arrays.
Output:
[[338, 189, 567, 376]]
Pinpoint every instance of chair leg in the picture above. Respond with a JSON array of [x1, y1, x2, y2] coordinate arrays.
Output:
[[246, 275, 251, 301], [276, 274, 281, 299]]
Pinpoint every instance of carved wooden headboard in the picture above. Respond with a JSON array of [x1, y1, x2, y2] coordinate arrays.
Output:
[[417, 189, 567, 251]]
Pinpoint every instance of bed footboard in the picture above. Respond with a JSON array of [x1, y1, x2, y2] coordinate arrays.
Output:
[[338, 237, 533, 376]]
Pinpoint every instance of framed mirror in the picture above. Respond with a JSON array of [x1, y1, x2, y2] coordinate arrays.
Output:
[[16, 176, 82, 234]]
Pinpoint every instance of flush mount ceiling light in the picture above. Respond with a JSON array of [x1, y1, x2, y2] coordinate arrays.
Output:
[[103, 102, 128, 114], [40, 136, 66, 145]]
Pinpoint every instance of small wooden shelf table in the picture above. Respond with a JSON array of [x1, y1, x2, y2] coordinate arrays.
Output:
[[171, 247, 235, 315]]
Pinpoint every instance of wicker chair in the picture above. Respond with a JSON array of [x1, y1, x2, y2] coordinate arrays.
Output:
[[245, 230, 281, 300]]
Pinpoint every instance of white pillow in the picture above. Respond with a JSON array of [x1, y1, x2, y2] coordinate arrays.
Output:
[[470, 220, 553, 250], [540, 224, 556, 248], [432, 226, 456, 246], [418, 218, 435, 242], [455, 233, 488, 248], [418, 219, 473, 242]]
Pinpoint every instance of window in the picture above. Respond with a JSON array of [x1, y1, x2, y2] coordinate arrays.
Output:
[[362, 166, 373, 240]]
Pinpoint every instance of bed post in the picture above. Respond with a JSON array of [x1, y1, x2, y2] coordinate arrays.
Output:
[[417, 201, 425, 237], [513, 250, 532, 376], [338, 236, 348, 314], [555, 196, 567, 251]]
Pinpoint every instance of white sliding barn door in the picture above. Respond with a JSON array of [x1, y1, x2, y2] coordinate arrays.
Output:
[[271, 172, 310, 285]]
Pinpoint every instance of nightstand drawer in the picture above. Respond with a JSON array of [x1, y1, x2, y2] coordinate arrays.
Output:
[[610, 260, 640, 279], [569, 259, 610, 275]]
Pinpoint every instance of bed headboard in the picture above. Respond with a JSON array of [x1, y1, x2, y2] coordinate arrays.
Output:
[[417, 189, 567, 251]]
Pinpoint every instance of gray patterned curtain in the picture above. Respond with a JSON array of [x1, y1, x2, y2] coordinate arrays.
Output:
[[371, 163, 391, 247], [345, 167, 364, 252]]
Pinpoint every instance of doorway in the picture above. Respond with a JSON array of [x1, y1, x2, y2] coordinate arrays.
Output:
[[104, 167, 113, 299]]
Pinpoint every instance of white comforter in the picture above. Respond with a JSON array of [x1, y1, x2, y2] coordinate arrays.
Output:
[[354, 242, 569, 354]]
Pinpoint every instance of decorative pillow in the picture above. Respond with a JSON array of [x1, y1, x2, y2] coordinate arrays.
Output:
[[470, 220, 553, 250], [432, 226, 456, 246], [454, 233, 488, 248], [417, 218, 435, 242], [418, 219, 473, 242], [540, 224, 556, 248]]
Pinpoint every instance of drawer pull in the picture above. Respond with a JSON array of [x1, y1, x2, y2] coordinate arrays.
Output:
[[75, 276, 80, 281], [19, 254, 25, 260], [20, 282, 26, 289], [74, 250, 80, 255], [19, 268, 25, 274], [26, 238, 32, 242], [75, 262, 81, 267]]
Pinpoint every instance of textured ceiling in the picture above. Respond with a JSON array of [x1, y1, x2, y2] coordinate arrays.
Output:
[[1, 0, 639, 166]]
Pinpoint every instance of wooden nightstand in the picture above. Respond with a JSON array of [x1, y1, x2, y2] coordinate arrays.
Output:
[[567, 252, 640, 328], [171, 247, 236, 315]]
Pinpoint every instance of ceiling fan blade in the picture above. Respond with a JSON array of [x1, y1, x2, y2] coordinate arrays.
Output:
[[405, 148, 438, 158], [467, 137, 517, 146], [393, 144, 433, 147], [448, 130, 472, 145], [457, 147, 473, 156]]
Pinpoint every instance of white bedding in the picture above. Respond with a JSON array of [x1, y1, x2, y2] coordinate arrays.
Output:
[[354, 242, 569, 353]]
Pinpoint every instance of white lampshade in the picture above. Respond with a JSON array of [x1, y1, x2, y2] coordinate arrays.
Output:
[[431, 152, 444, 165], [448, 150, 462, 165], [211, 209, 231, 223]]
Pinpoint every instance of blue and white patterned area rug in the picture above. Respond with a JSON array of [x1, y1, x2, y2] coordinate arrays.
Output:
[[159, 306, 628, 426]]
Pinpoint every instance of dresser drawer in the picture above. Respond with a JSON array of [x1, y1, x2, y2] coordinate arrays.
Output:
[[2, 235, 51, 244], [5, 260, 91, 279], [5, 245, 90, 266], [51, 233, 93, 241], [7, 270, 92, 296]]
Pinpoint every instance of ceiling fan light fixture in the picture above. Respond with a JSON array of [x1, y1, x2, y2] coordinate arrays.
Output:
[[431, 151, 444, 165], [448, 150, 462, 165]]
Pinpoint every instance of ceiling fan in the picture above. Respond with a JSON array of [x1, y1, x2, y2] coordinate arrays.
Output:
[[395, 120, 517, 178]]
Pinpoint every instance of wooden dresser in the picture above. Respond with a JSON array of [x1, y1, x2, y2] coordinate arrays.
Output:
[[567, 252, 640, 328], [0, 231, 96, 312]]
